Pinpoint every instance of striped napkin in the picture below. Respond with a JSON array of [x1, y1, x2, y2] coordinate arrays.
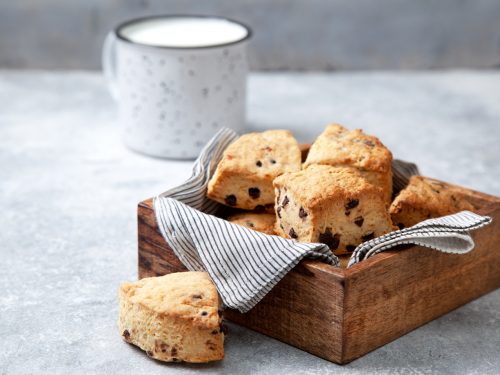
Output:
[[347, 211, 491, 267], [154, 128, 492, 312]]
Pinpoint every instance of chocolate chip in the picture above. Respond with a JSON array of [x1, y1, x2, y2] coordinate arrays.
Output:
[[319, 229, 340, 250], [282, 196, 289, 207], [155, 340, 169, 353], [225, 194, 237, 206], [201, 311, 208, 316], [289, 228, 298, 239], [280, 223, 284, 230], [298, 207, 308, 219], [270, 159, 276, 164], [172, 357, 179, 362], [254, 205, 265, 213], [211, 330, 219, 335], [362, 232, 375, 241], [256, 160, 262, 167], [277, 207, 282, 218], [248, 187, 260, 199], [206, 340, 217, 350], [397, 223, 405, 229], [122, 330, 130, 341], [364, 140, 375, 147], [354, 216, 364, 227], [345, 210, 351, 216], [192, 294, 202, 299], [346, 245, 356, 252], [171, 347, 178, 356], [245, 221, 255, 228], [147, 351, 154, 357], [345, 199, 359, 209]]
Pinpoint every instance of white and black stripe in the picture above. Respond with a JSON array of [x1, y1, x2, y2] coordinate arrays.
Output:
[[155, 197, 337, 312], [154, 128, 492, 312], [347, 211, 492, 267]]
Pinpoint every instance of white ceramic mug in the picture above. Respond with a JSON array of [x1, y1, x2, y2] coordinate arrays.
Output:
[[102, 15, 251, 159]]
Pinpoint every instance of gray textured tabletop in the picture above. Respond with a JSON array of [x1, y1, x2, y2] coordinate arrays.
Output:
[[1, 70, 499, 375]]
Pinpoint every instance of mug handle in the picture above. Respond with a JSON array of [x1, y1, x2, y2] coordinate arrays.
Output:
[[102, 31, 120, 100]]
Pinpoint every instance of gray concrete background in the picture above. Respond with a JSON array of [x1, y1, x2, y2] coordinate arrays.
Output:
[[1, 0, 500, 70], [0, 70, 499, 374]]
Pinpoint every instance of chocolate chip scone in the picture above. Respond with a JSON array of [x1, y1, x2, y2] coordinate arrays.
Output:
[[207, 130, 302, 210], [304, 124, 393, 202], [118, 272, 224, 363], [228, 212, 276, 235], [390, 176, 475, 228], [273, 165, 394, 255]]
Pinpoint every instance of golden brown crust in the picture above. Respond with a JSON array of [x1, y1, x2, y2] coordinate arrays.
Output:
[[273, 165, 394, 255], [390, 176, 476, 228], [303, 124, 393, 202], [304, 124, 393, 173], [118, 272, 224, 363], [207, 130, 302, 210], [228, 212, 276, 235]]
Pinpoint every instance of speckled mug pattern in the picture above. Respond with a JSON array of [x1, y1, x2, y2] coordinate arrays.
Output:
[[116, 41, 248, 159]]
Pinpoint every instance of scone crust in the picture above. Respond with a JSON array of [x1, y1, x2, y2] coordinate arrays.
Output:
[[228, 212, 276, 235], [274, 165, 385, 210], [304, 124, 393, 173], [390, 176, 475, 228], [207, 130, 302, 209], [118, 272, 224, 363], [303, 124, 393, 202]]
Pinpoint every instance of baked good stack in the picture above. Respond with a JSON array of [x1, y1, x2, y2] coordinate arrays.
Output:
[[207, 123, 474, 256]]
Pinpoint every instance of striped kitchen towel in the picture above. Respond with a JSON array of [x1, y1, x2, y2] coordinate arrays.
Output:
[[154, 128, 492, 312], [347, 211, 492, 267]]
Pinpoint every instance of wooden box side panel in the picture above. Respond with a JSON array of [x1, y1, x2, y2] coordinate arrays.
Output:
[[138, 200, 187, 278], [137, 199, 346, 363], [341, 203, 500, 363], [225, 261, 345, 363]]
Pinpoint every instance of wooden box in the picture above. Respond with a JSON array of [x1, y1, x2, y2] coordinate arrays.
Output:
[[137, 185, 500, 364]]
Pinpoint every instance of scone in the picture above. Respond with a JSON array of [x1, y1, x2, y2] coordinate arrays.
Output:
[[228, 212, 276, 235], [118, 272, 224, 363], [390, 176, 475, 228], [273, 165, 394, 255], [304, 124, 393, 202], [207, 130, 302, 210]]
